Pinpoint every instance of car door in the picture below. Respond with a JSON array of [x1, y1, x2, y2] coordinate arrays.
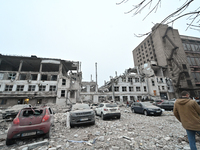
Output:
[[96, 104, 103, 115], [138, 103, 144, 113], [134, 103, 142, 113]]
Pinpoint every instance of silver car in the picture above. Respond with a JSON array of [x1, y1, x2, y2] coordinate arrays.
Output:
[[69, 103, 95, 128]]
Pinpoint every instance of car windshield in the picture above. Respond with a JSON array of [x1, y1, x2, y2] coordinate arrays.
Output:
[[142, 102, 153, 107], [72, 104, 90, 111], [105, 103, 117, 107]]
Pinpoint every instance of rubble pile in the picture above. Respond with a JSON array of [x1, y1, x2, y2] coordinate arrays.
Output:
[[0, 105, 200, 150]]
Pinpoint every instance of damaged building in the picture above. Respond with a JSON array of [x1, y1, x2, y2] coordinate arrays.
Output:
[[132, 24, 200, 98], [98, 67, 170, 103], [0, 54, 82, 107]]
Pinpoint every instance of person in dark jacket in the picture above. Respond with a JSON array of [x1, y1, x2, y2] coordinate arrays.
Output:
[[173, 91, 200, 150]]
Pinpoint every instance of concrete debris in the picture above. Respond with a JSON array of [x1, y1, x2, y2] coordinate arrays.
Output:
[[0, 104, 200, 150]]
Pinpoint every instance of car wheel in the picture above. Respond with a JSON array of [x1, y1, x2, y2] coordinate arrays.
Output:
[[91, 121, 95, 125], [70, 123, 74, 128], [101, 113, 105, 120], [44, 126, 51, 139], [131, 108, 135, 113], [144, 110, 148, 116], [6, 138, 14, 145]]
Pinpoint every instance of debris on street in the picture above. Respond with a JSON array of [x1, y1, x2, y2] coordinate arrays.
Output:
[[0, 103, 200, 150]]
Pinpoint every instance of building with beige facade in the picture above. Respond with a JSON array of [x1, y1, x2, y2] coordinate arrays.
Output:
[[132, 24, 200, 98]]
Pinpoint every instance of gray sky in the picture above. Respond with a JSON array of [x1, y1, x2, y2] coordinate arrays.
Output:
[[0, 0, 199, 86]]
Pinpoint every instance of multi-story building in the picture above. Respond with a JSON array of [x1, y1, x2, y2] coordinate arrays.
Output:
[[0, 54, 82, 107], [132, 24, 200, 98], [97, 67, 170, 103]]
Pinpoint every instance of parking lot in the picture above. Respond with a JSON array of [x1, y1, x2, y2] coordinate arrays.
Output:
[[0, 104, 199, 150]]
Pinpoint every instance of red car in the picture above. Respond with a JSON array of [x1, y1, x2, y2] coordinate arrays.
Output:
[[6, 106, 54, 145]]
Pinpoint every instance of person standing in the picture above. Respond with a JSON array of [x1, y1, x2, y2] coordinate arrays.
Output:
[[173, 91, 200, 150]]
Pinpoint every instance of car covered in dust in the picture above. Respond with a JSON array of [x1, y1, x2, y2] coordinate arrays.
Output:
[[69, 103, 95, 128], [2, 104, 31, 119], [6, 106, 54, 145], [95, 103, 121, 120]]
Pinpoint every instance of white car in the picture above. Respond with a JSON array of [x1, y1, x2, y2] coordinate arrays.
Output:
[[95, 103, 121, 120]]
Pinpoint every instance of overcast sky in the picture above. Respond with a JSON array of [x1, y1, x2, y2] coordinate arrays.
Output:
[[0, 0, 199, 86]]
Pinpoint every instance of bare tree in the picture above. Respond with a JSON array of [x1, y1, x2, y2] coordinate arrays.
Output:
[[117, 0, 200, 36]]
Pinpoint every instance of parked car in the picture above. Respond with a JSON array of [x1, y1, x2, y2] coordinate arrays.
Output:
[[6, 106, 54, 145], [169, 98, 176, 101], [90, 103, 98, 110], [156, 101, 175, 111], [131, 102, 162, 116], [2, 104, 31, 119], [152, 100, 164, 106], [69, 103, 95, 128], [95, 103, 121, 120]]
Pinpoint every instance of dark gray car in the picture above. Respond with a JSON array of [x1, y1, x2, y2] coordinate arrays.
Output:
[[69, 103, 95, 127], [131, 102, 162, 116]]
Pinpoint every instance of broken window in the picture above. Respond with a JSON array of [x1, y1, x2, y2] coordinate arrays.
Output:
[[8, 73, 16, 80], [31, 74, 38, 80], [182, 64, 187, 69], [122, 86, 127, 92], [114, 87, 119, 92], [49, 85, 56, 91], [128, 78, 132, 82], [39, 85, 46, 91], [61, 90, 65, 97], [162, 86, 165, 90], [70, 90, 75, 98], [136, 87, 140, 91], [51, 75, 57, 81], [21, 109, 43, 117], [129, 87, 134, 92], [37, 99, 42, 104], [28, 85, 36, 91], [123, 96, 128, 101], [90, 85, 95, 92], [130, 96, 135, 101], [18, 99, 23, 104], [135, 78, 139, 82], [41, 75, 48, 81], [81, 86, 87, 92], [62, 79, 66, 85], [122, 77, 126, 82], [19, 74, 26, 80], [5, 85, 13, 91], [144, 86, 147, 92], [137, 96, 142, 101], [0, 99, 7, 105], [114, 96, 120, 101], [16, 85, 24, 91]]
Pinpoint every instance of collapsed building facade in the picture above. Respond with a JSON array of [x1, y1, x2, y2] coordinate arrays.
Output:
[[98, 66, 171, 103], [80, 81, 98, 104], [132, 24, 200, 98], [0, 54, 82, 107]]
